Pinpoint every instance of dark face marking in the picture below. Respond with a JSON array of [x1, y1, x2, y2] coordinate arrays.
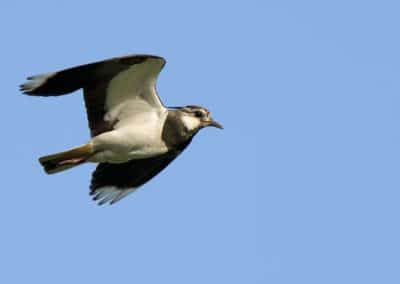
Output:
[[194, 110, 203, 118], [177, 105, 223, 130], [180, 106, 209, 118], [162, 110, 198, 151]]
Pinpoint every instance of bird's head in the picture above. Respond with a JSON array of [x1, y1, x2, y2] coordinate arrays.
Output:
[[176, 105, 223, 134]]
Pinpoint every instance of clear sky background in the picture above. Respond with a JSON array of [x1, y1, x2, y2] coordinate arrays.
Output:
[[1, 1, 399, 283]]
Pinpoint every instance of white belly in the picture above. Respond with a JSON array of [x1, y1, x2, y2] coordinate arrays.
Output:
[[89, 110, 168, 163]]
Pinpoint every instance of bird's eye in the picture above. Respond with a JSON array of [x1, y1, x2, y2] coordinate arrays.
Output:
[[194, 111, 203, 118]]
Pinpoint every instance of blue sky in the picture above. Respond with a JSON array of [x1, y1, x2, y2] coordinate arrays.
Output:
[[1, 1, 400, 283]]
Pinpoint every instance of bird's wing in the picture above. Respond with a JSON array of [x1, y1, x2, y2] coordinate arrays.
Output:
[[20, 54, 166, 136], [89, 151, 181, 205]]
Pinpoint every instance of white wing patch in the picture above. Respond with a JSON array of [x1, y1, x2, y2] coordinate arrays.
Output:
[[93, 57, 169, 163], [91, 186, 138, 205], [105, 57, 165, 124]]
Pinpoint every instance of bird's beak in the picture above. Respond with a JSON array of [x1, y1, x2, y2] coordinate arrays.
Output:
[[205, 118, 223, 129]]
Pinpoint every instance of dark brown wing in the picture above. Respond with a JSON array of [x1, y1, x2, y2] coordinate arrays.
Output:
[[90, 151, 181, 205], [20, 54, 166, 136]]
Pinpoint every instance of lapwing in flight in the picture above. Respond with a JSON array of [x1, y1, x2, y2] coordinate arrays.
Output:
[[20, 55, 222, 205]]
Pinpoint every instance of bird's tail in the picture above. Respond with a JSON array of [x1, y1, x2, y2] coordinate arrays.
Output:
[[39, 143, 93, 174]]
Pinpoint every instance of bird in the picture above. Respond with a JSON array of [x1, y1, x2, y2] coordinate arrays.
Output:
[[20, 54, 222, 205]]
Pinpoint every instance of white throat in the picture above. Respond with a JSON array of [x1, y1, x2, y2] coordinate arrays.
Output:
[[181, 115, 201, 132]]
